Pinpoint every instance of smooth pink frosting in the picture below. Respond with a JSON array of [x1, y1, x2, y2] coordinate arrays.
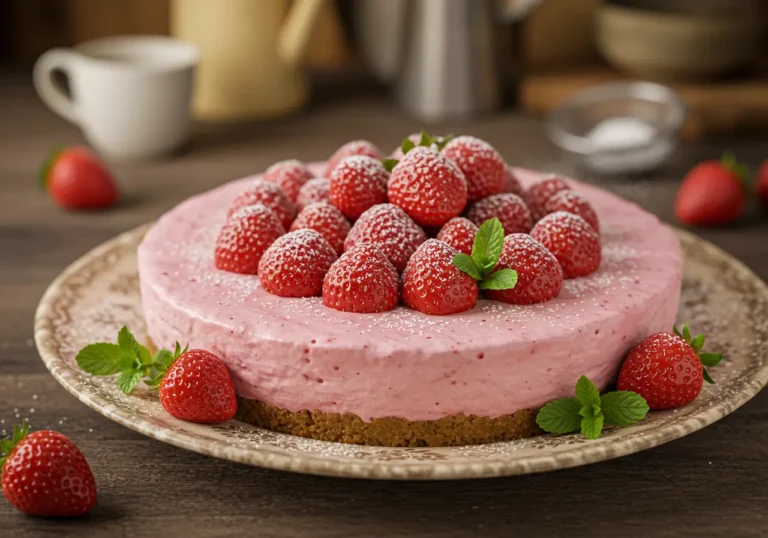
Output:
[[138, 166, 681, 421]]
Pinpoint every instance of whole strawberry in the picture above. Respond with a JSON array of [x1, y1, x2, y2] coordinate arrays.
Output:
[[325, 140, 382, 177], [215, 204, 285, 274], [344, 203, 427, 272], [504, 166, 523, 196], [436, 217, 478, 255], [387, 146, 468, 227], [675, 153, 748, 226], [530, 211, 601, 278], [328, 155, 389, 220], [227, 180, 297, 229], [485, 234, 563, 305], [1, 421, 97, 517], [41, 146, 119, 210], [290, 202, 351, 255], [467, 193, 533, 234], [757, 160, 768, 209], [258, 229, 337, 297], [323, 243, 400, 313], [297, 177, 330, 209], [524, 175, 571, 221], [617, 324, 722, 410], [543, 190, 600, 233], [442, 136, 506, 203], [76, 327, 238, 423], [262, 159, 314, 202]]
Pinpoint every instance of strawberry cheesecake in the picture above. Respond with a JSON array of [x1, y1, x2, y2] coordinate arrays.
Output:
[[138, 135, 682, 447]]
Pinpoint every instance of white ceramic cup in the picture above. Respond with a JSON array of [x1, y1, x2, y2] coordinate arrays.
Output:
[[34, 36, 198, 161]]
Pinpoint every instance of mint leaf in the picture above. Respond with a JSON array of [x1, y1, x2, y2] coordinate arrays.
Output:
[[153, 349, 175, 370], [472, 218, 504, 275], [536, 397, 582, 434], [453, 253, 482, 281], [117, 369, 143, 394], [575, 375, 601, 407], [699, 353, 722, 367], [117, 326, 137, 354], [382, 158, 399, 173], [581, 413, 604, 440], [601, 391, 649, 426], [401, 138, 416, 156], [76, 343, 130, 376], [478, 269, 518, 291]]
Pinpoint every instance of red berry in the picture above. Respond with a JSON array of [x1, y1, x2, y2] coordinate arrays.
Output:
[[389, 133, 421, 159], [42, 146, 119, 210], [675, 158, 747, 226], [322, 243, 399, 313], [258, 229, 337, 297], [436, 217, 477, 255], [467, 193, 533, 234], [297, 177, 330, 209], [227, 180, 297, 229], [617, 332, 704, 410], [214, 204, 285, 274], [290, 202, 351, 255], [344, 203, 427, 272], [530, 211, 601, 279], [388, 146, 467, 227], [525, 176, 571, 221], [159, 349, 238, 423], [1, 427, 97, 517], [262, 159, 313, 202], [756, 160, 768, 209], [504, 166, 523, 196], [401, 239, 478, 315], [325, 140, 382, 177], [328, 155, 389, 220], [442, 136, 506, 203], [543, 190, 600, 233], [485, 234, 563, 305]]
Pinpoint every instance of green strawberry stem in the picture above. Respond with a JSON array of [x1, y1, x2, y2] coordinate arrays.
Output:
[[75, 326, 187, 395], [38, 147, 63, 190], [0, 420, 29, 471], [452, 218, 518, 291], [721, 151, 750, 187], [672, 323, 723, 384], [381, 131, 454, 172]]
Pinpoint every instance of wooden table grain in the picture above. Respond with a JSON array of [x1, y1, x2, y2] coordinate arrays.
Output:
[[1, 71, 768, 538]]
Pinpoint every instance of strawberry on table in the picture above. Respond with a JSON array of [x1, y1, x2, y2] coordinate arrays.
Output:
[[215, 204, 285, 274], [524, 175, 571, 221], [543, 190, 600, 233], [436, 217, 478, 256], [322, 243, 400, 313], [442, 136, 506, 203], [530, 211, 601, 278], [617, 324, 723, 410], [344, 203, 426, 272], [467, 193, 533, 234], [328, 155, 389, 220], [76, 327, 238, 423], [258, 229, 337, 297], [262, 159, 314, 202], [297, 177, 330, 209], [675, 152, 748, 226], [41, 146, 119, 210], [227, 179, 297, 229], [290, 202, 351, 255], [1, 421, 97, 517], [324, 140, 382, 177]]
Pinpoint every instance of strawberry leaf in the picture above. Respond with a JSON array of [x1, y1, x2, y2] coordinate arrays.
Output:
[[673, 325, 682, 337], [38, 147, 62, 190], [703, 369, 715, 384], [690, 334, 705, 353], [536, 397, 582, 434], [418, 131, 433, 147], [400, 138, 416, 156], [699, 353, 722, 367], [601, 391, 649, 426], [581, 412, 604, 440], [382, 159, 399, 173], [435, 135, 453, 151], [575, 375, 601, 407], [682, 324, 691, 343], [453, 253, 482, 281], [478, 269, 517, 291], [153, 349, 175, 370], [721, 151, 750, 186]]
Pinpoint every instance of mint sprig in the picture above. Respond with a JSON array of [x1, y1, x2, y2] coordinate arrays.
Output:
[[451, 218, 517, 291], [0, 420, 29, 470], [382, 131, 454, 172], [672, 323, 722, 384], [76, 326, 187, 394], [536, 375, 649, 439]]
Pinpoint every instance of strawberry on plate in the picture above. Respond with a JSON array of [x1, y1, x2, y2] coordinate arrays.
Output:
[[328, 155, 389, 220], [675, 153, 748, 226], [297, 177, 330, 209], [41, 146, 119, 210], [262, 159, 314, 202], [467, 193, 533, 235], [324, 140, 382, 177], [442, 136, 506, 203], [227, 180, 297, 229], [387, 146, 468, 227], [76, 327, 238, 423], [436, 217, 478, 256], [290, 202, 351, 255], [530, 211, 601, 279], [322, 243, 399, 313], [344, 203, 427, 272], [258, 229, 337, 297], [215, 204, 285, 274], [1, 421, 97, 517], [524, 175, 571, 221], [543, 190, 600, 233], [617, 324, 723, 410], [485, 233, 563, 305]]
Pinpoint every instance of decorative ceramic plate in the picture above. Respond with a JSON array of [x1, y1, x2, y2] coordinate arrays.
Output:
[[34, 225, 768, 480]]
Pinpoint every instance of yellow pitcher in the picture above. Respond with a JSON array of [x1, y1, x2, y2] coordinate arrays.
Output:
[[171, 0, 324, 121]]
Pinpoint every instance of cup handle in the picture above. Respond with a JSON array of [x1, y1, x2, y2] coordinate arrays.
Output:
[[33, 48, 80, 125]]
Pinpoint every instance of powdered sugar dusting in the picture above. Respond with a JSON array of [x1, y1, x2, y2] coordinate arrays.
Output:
[[325, 140, 382, 177], [467, 193, 533, 234], [328, 156, 389, 220], [443, 135, 506, 203], [290, 202, 350, 255], [296, 177, 330, 209]]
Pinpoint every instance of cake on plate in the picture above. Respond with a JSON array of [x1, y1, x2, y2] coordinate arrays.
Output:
[[138, 135, 681, 447]]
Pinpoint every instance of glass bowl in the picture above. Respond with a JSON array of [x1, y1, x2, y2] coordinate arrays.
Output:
[[545, 82, 685, 175]]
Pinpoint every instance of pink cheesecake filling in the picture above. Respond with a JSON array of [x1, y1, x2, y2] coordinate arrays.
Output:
[[138, 166, 681, 422]]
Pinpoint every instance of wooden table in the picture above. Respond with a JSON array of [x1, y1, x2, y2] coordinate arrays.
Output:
[[2, 72, 767, 537]]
